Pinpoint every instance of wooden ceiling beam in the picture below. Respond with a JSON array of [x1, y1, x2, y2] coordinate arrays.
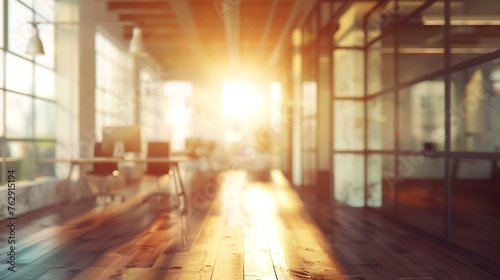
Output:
[[122, 27, 184, 37], [240, 29, 283, 35], [118, 14, 177, 22], [150, 55, 195, 60], [240, 18, 288, 26], [108, 1, 171, 11], [240, 9, 291, 18]]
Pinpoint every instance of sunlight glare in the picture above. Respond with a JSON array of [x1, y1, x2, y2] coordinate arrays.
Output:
[[222, 81, 261, 117]]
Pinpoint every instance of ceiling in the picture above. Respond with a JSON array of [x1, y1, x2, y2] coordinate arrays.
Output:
[[106, 0, 500, 81], [106, 0, 318, 80]]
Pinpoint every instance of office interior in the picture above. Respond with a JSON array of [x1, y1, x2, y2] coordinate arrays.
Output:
[[1, 0, 500, 279]]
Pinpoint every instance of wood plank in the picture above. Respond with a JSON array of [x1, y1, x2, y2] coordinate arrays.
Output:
[[211, 225, 244, 280], [243, 224, 277, 280], [1, 170, 498, 280], [72, 267, 108, 280]]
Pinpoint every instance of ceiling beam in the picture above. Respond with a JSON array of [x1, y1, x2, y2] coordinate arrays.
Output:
[[146, 43, 190, 51], [122, 26, 186, 40], [268, 0, 320, 69], [108, 1, 171, 11], [118, 14, 177, 22], [121, 23, 179, 32], [221, 0, 240, 68], [167, 0, 210, 67], [240, 9, 292, 18], [240, 17, 289, 25]]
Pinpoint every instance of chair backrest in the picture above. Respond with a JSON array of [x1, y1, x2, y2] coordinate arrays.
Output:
[[199, 140, 216, 156], [91, 142, 118, 175], [185, 137, 202, 157], [146, 141, 170, 175]]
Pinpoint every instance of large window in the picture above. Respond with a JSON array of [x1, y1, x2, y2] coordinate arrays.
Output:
[[164, 81, 193, 152], [1, 0, 56, 183], [95, 31, 134, 140], [140, 69, 166, 147]]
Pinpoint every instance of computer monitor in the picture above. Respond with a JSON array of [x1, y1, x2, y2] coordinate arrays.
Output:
[[102, 126, 141, 155]]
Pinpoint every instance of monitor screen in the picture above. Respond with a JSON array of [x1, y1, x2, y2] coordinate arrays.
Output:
[[102, 126, 141, 155]]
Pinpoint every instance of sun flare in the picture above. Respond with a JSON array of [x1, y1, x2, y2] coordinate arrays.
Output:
[[222, 81, 261, 117]]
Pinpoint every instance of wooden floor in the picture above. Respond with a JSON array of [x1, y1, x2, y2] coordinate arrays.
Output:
[[1, 169, 499, 279]]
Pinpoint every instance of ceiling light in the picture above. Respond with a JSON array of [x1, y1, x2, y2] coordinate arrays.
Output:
[[128, 26, 145, 55], [25, 21, 146, 56], [422, 15, 500, 26], [26, 24, 45, 55]]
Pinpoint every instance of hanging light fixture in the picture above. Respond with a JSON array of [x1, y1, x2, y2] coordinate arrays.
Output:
[[128, 26, 145, 55], [25, 21, 146, 56], [26, 24, 45, 55]]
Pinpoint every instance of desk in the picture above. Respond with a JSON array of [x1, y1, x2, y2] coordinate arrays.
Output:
[[45, 156, 192, 207]]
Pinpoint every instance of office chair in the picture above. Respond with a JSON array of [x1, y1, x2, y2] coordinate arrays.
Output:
[[85, 142, 121, 204], [144, 141, 189, 247], [143, 141, 173, 207], [200, 140, 216, 171], [184, 137, 201, 158]]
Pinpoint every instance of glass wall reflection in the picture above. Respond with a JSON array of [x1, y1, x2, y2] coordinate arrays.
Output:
[[399, 80, 445, 152], [451, 158, 500, 263], [451, 60, 500, 152], [398, 1, 444, 84], [368, 93, 394, 151], [334, 154, 364, 207], [367, 154, 395, 209], [397, 156, 445, 237], [334, 100, 364, 151], [292, 0, 500, 266]]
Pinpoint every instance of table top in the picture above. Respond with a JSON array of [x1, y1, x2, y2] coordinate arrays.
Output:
[[44, 156, 192, 164]]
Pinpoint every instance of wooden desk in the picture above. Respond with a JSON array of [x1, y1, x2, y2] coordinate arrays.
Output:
[[45, 156, 192, 206]]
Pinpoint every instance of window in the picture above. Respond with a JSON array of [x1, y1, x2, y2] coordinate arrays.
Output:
[[1, 0, 56, 183], [94, 31, 134, 141], [164, 81, 193, 152], [6, 52, 33, 94], [140, 69, 167, 145], [8, 0, 33, 58]]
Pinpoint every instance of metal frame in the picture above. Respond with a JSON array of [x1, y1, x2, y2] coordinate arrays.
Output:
[[283, 0, 500, 267], [0, 0, 58, 185]]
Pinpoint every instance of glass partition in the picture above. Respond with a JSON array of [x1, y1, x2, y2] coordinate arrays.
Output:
[[334, 153, 364, 207], [397, 156, 446, 237], [334, 49, 364, 97], [399, 79, 445, 152], [398, 1, 445, 84], [367, 154, 395, 209], [368, 93, 394, 151], [451, 61, 500, 153], [334, 100, 364, 151], [367, 34, 395, 95], [288, 0, 500, 266], [451, 158, 500, 263], [447, 1, 500, 66]]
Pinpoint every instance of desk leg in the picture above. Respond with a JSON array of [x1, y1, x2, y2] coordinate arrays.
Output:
[[58, 162, 75, 207], [173, 163, 189, 247], [173, 163, 188, 213], [74, 163, 86, 204]]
